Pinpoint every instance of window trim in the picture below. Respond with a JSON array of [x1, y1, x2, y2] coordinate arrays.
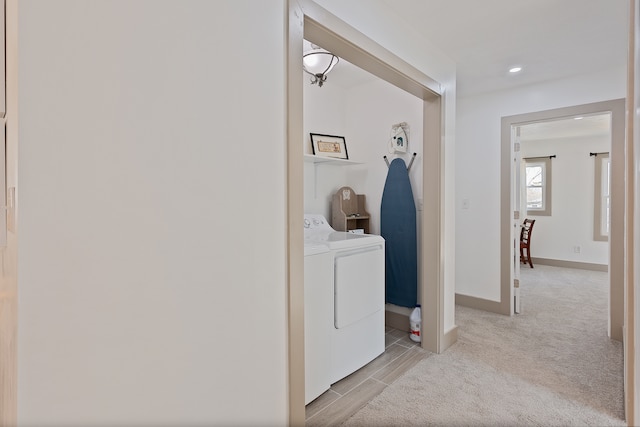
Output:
[[593, 153, 610, 241], [525, 157, 552, 216]]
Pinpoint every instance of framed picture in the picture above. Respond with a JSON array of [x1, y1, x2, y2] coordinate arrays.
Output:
[[310, 133, 349, 160]]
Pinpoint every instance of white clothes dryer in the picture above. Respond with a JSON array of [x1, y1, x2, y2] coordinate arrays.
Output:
[[304, 214, 385, 384]]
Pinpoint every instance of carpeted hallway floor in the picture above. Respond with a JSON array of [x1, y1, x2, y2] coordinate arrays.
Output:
[[342, 265, 625, 426]]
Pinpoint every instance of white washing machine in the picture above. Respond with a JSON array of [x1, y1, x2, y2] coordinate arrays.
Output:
[[303, 241, 332, 404], [304, 214, 385, 384]]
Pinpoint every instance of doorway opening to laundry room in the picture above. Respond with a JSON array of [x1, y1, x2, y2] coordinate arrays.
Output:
[[501, 99, 625, 341], [287, 1, 447, 423], [301, 37, 426, 411]]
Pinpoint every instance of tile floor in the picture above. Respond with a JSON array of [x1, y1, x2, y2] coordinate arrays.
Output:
[[305, 326, 431, 426]]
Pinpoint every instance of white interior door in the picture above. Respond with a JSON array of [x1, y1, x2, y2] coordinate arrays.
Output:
[[512, 126, 524, 314]]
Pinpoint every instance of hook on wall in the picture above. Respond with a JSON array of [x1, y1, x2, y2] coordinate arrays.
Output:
[[383, 152, 417, 171], [407, 152, 417, 171]]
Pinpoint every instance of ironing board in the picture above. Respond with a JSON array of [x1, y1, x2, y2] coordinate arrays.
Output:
[[380, 158, 417, 308]]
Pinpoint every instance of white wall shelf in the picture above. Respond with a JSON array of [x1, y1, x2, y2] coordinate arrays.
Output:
[[304, 154, 362, 165], [304, 155, 362, 199]]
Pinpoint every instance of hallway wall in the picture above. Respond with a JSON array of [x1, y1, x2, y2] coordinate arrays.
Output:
[[520, 134, 610, 266], [456, 66, 626, 301], [17, 1, 288, 424]]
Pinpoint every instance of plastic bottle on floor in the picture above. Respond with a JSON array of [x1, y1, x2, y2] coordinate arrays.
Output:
[[409, 304, 421, 343]]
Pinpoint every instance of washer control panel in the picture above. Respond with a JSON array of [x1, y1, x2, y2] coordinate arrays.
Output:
[[303, 214, 333, 232]]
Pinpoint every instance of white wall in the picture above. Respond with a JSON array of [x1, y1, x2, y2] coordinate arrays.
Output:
[[456, 66, 626, 301], [304, 72, 423, 236], [345, 78, 423, 236], [303, 73, 349, 218], [18, 1, 288, 425], [521, 135, 609, 265]]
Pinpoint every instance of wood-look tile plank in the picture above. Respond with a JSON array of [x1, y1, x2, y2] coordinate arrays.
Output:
[[394, 332, 419, 348], [372, 346, 430, 385], [305, 389, 341, 420], [305, 379, 387, 427], [386, 328, 408, 342], [384, 331, 399, 348], [306, 328, 425, 425], [330, 344, 409, 395]]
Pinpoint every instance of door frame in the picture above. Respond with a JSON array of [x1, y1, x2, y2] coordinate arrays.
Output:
[[286, 0, 446, 423], [500, 99, 625, 333]]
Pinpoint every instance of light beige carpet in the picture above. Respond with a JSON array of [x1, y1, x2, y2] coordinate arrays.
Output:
[[344, 265, 625, 426]]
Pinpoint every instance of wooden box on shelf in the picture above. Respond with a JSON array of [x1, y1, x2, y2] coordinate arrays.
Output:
[[332, 186, 370, 234]]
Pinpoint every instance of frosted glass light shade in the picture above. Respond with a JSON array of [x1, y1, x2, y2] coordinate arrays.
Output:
[[302, 49, 339, 87]]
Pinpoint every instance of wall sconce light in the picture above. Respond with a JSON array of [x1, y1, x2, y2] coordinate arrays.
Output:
[[303, 45, 339, 87]]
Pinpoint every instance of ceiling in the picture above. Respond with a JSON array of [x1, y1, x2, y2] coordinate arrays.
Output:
[[307, 0, 628, 140], [378, 0, 629, 98], [518, 113, 611, 142]]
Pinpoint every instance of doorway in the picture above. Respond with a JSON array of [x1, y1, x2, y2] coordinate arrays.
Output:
[[287, 0, 447, 423], [501, 99, 625, 338]]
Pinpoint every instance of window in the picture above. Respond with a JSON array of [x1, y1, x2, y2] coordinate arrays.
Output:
[[525, 157, 552, 216], [593, 153, 610, 241], [525, 163, 544, 209]]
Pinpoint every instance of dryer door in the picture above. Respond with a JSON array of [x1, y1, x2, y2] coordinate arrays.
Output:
[[334, 245, 384, 329]]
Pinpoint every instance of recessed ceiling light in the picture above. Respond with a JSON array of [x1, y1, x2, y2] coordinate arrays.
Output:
[[509, 67, 522, 73]]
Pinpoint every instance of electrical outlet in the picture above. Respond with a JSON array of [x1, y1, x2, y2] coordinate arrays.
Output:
[[574, 246, 581, 254], [462, 199, 470, 209]]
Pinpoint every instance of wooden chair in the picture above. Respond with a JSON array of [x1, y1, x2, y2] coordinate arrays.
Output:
[[520, 219, 536, 268]]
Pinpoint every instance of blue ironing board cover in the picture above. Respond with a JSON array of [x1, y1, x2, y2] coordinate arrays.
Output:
[[380, 158, 417, 308]]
